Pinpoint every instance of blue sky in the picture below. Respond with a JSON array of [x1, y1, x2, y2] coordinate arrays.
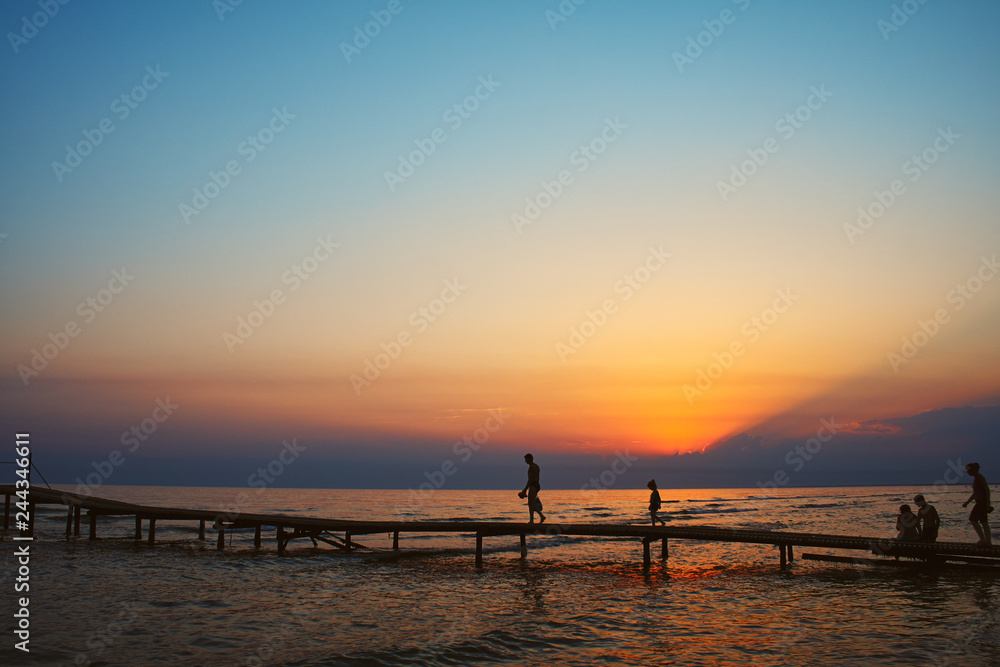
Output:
[[2, 0, 999, 489]]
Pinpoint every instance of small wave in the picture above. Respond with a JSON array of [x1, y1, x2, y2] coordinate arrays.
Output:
[[318, 626, 587, 666], [674, 507, 752, 515]]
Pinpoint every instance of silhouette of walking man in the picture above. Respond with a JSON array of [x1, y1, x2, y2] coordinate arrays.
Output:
[[962, 462, 993, 547], [518, 453, 546, 524]]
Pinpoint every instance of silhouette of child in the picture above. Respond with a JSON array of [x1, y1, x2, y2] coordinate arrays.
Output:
[[896, 504, 920, 541], [647, 479, 666, 526]]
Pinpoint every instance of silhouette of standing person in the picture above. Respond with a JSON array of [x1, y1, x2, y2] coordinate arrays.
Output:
[[647, 479, 666, 526], [962, 462, 993, 546], [913, 494, 940, 543], [518, 453, 546, 524]]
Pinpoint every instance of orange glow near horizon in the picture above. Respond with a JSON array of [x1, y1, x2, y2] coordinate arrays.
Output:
[[21, 328, 1000, 460]]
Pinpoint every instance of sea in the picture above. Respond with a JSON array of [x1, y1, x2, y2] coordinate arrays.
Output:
[[2, 484, 998, 666]]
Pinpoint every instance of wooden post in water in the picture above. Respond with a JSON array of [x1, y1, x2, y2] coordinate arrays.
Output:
[[345, 532, 352, 551], [217, 523, 225, 551], [787, 544, 794, 562], [74, 506, 81, 536], [135, 516, 142, 541], [65, 505, 74, 537], [392, 531, 399, 550], [520, 533, 527, 559], [254, 525, 262, 549], [198, 520, 206, 540], [147, 519, 156, 546], [780, 544, 787, 569], [662, 537, 669, 560], [88, 511, 97, 540], [642, 537, 652, 570], [475, 532, 483, 568], [277, 526, 285, 555]]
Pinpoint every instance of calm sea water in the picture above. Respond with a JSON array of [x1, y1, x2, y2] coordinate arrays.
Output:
[[2, 484, 999, 666]]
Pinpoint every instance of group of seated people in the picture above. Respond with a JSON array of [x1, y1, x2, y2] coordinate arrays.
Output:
[[896, 463, 994, 547]]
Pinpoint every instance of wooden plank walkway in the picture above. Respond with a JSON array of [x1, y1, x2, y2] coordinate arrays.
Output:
[[4, 485, 999, 570]]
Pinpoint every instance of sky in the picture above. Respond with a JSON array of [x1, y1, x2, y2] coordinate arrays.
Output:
[[2, 0, 999, 492]]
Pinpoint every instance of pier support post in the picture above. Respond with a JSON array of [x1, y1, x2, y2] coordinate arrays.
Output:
[[780, 544, 787, 569], [135, 516, 142, 541], [254, 525, 262, 549], [89, 511, 97, 540], [520, 533, 527, 559], [475, 532, 483, 568], [217, 523, 225, 551], [277, 526, 285, 556], [74, 506, 81, 536], [3, 494, 9, 530], [393, 531, 399, 550], [345, 532, 352, 551], [148, 519, 156, 546], [66, 506, 74, 537], [642, 537, 652, 570], [199, 520, 206, 540], [787, 544, 794, 562], [662, 537, 669, 560]]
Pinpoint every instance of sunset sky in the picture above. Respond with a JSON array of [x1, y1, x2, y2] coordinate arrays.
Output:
[[2, 1, 999, 490]]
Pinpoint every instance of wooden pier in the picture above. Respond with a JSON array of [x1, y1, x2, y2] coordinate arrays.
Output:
[[4, 485, 999, 570]]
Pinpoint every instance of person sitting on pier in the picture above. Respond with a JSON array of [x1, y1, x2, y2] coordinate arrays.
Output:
[[647, 479, 666, 526], [913, 494, 940, 543], [518, 453, 546, 524], [896, 504, 920, 541], [962, 462, 993, 547]]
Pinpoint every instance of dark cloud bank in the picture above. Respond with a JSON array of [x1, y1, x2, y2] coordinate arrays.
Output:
[[35, 404, 1000, 493]]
